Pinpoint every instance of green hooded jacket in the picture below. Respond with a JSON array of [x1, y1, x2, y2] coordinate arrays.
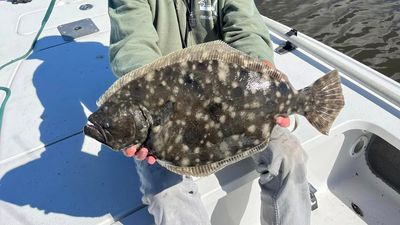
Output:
[[108, 0, 274, 77]]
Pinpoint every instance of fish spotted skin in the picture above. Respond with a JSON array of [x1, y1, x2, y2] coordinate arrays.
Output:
[[85, 41, 344, 176], [104, 60, 292, 167]]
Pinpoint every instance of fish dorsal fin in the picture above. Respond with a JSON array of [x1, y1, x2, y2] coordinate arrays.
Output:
[[98, 41, 282, 106]]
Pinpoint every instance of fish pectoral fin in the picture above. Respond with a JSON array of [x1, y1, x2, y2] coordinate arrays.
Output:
[[152, 101, 173, 126]]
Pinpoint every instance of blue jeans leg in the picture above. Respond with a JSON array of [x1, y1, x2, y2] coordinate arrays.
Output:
[[134, 160, 211, 225], [252, 126, 311, 225]]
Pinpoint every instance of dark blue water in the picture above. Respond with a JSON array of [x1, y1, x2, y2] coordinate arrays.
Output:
[[256, 0, 400, 82]]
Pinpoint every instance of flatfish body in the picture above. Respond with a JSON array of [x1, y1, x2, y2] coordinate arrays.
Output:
[[85, 41, 345, 176]]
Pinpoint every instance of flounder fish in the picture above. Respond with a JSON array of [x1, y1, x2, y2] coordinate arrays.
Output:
[[84, 41, 345, 176]]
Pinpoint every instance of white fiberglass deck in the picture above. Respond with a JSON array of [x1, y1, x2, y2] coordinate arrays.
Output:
[[1, 0, 400, 225]]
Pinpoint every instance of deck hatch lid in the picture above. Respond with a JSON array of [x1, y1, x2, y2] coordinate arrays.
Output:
[[366, 135, 400, 194]]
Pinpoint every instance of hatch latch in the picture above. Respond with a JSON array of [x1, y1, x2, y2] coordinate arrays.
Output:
[[309, 183, 318, 211], [275, 41, 297, 55], [275, 29, 298, 55], [286, 29, 298, 37], [57, 18, 99, 41]]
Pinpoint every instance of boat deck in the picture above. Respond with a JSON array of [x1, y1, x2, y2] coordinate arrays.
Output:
[[1, 0, 399, 224]]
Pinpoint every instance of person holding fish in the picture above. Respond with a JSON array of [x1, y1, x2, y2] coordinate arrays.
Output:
[[94, 0, 342, 224]]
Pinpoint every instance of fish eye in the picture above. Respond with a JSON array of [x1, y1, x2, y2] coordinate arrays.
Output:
[[104, 122, 111, 129]]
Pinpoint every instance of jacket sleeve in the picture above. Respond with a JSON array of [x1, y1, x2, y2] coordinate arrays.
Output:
[[221, 0, 274, 64], [108, 0, 162, 77]]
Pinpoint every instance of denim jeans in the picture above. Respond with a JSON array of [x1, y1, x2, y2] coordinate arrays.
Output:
[[134, 126, 311, 225]]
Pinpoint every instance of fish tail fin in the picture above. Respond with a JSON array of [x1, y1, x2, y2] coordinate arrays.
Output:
[[298, 70, 345, 135]]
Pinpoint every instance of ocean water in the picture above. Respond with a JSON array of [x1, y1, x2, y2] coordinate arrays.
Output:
[[255, 0, 400, 82]]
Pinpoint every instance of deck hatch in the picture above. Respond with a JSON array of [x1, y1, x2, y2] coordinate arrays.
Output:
[[366, 135, 400, 194]]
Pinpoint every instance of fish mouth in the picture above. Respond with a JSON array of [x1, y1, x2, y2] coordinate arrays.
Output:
[[84, 119, 109, 145]]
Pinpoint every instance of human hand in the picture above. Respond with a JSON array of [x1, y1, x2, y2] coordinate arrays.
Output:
[[262, 60, 275, 69], [276, 116, 290, 127], [122, 145, 157, 165]]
